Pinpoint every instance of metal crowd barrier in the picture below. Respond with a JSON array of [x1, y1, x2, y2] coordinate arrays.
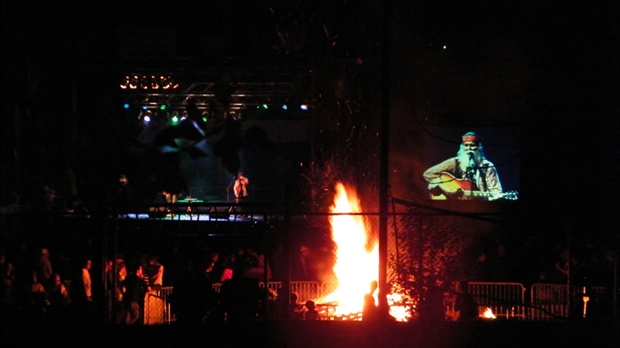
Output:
[[528, 284, 610, 321], [144, 282, 611, 324], [290, 281, 324, 303], [147, 281, 324, 324], [144, 291, 167, 325], [468, 282, 527, 320], [529, 283, 571, 321]]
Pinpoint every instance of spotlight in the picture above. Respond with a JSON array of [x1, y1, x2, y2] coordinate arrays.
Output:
[[130, 76, 139, 89], [171, 111, 180, 124], [150, 75, 160, 90], [140, 75, 149, 90], [120, 76, 130, 89], [142, 110, 153, 123]]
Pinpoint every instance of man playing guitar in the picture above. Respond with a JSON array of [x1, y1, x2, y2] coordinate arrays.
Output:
[[423, 132, 506, 201]]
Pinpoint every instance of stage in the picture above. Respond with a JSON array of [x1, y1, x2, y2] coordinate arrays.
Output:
[[134, 199, 282, 223]]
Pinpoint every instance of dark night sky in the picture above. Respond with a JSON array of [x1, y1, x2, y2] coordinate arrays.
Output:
[[1, 1, 619, 245]]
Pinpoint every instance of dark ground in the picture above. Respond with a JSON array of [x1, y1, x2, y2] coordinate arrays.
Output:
[[2, 319, 619, 348]]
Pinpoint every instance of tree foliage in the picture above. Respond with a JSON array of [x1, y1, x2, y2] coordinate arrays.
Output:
[[388, 205, 479, 320]]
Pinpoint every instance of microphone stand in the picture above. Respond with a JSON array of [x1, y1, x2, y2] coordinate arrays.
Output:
[[227, 178, 236, 213], [466, 153, 476, 182]]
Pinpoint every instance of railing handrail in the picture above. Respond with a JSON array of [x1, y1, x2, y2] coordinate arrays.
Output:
[[151, 281, 612, 324]]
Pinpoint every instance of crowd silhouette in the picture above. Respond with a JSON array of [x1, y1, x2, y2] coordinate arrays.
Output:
[[0, 238, 282, 326], [1, 214, 615, 327]]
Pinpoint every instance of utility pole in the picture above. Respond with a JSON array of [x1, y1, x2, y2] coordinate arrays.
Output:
[[378, 0, 391, 319], [614, 258, 618, 319]]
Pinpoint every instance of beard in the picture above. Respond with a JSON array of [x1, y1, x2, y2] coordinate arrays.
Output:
[[458, 150, 481, 170]]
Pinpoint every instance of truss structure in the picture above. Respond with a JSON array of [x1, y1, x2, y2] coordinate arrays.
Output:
[[121, 77, 313, 112]]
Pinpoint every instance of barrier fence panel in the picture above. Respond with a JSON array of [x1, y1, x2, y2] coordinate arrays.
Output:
[[212, 283, 222, 293], [148, 282, 323, 325], [158, 286, 175, 323], [529, 283, 570, 321], [290, 281, 324, 303], [144, 291, 167, 325], [529, 284, 612, 321], [147, 282, 610, 324], [468, 282, 526, 320]]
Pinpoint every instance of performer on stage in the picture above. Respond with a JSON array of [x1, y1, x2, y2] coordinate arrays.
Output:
[[233, 172, 249, 203], [160, 172, 187, 215], [161, 190, 178, 204], [423, 132, 503, 200]]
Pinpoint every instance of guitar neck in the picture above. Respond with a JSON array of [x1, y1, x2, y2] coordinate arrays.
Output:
[[463, 190, 517, 201], [464, 190, 492, 198], [429, 172, 517, 200]]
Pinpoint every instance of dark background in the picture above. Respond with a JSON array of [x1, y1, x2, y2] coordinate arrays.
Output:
[[1, 1, 619, 259]]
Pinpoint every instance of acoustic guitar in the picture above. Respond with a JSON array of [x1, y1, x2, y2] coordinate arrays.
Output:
[[428, 172, 518, 201]]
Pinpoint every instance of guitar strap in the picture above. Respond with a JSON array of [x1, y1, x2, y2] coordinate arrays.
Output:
[[479, 164, 489, 191], [455, 159, 466, 179]]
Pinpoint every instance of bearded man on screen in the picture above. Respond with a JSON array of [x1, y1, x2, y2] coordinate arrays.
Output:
[[423, 132, 503, 201]]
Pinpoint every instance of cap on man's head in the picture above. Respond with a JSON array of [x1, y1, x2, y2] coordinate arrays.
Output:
[[462, 132, 480, 144]]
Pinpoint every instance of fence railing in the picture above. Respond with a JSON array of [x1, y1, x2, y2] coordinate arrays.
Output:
[[142, 281, 613, 324], [527, 283, 610, 321], [468, 282, 527, 320], [145, 281, 324, 324]]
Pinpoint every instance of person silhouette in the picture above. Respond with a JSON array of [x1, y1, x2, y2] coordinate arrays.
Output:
[[288, 292, 307, 320], [233, 172, 249, 204], [232, 172, 249, 217], [171, 258, 218, 325], [454, 280, 479, 321], [220, 274, 260, 323], [121, 263, 149, 325], [304, 300, 320, 320], [362, 280, 379, 321]]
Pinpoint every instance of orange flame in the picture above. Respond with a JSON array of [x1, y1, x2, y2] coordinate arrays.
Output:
[[483, 307, 497, 319], [319, 182, 379, 317]]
